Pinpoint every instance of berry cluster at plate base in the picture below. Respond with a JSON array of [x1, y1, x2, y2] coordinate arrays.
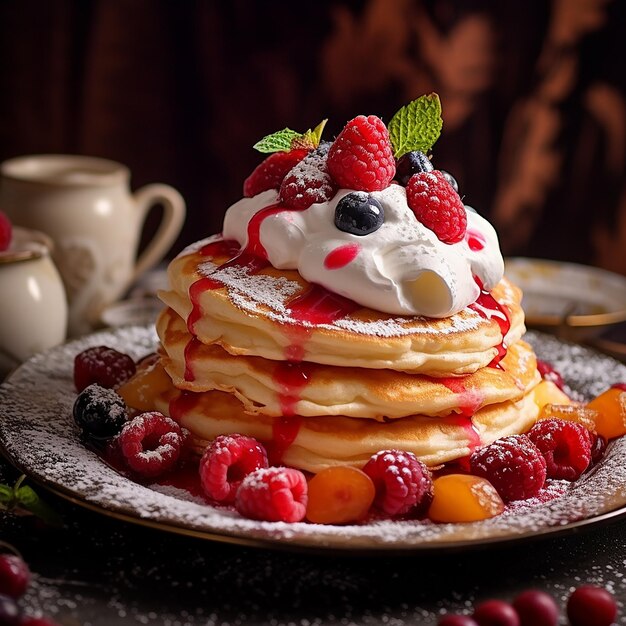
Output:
[[438, 584, 617, 626]]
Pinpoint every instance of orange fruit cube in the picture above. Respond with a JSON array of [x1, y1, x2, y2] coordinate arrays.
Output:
[[428, 474, 504, 523], [534, 380, 571, 411], [306, 466, 375, 525], [538, 403, 599, 432], [118, 356, 172, 412], [587, 388, 626, 440]]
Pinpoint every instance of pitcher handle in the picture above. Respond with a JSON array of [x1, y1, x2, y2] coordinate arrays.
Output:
[[131, 183, 186, 286]]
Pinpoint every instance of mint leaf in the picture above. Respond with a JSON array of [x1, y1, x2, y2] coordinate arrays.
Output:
[[17, 487, 63, 527], [388, 93, 443, 158], [15, 485, 38, 508], [253, 128, 301, 153], [0, 485, 13, 505]]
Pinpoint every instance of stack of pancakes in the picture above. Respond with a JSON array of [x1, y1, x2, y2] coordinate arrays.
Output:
[[121, 235, 557, 473]]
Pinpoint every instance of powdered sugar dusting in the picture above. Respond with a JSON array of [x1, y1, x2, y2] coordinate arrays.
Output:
[[2, 327, 626, 552], [197, 256, 486, 338]]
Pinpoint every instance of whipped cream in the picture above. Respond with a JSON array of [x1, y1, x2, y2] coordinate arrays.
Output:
[[222, 185, 504, 317]]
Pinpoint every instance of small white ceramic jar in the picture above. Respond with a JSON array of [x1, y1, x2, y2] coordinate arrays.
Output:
[[0, 227, 68, 372]]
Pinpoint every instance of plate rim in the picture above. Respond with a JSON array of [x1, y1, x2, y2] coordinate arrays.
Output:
[[504, 257, 626, 328]]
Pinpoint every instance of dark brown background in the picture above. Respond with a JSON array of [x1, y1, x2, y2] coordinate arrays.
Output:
[[1, 0, 625, 272]]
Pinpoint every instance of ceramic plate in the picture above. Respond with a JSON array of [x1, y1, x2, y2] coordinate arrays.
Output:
[[505, 258, 626, 336], [2, 327, 626, 553]]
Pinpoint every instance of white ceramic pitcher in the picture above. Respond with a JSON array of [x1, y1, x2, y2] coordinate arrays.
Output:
[[0, 154, 185, 336]]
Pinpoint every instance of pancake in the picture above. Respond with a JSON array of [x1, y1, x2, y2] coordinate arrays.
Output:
[[159, 235, 526, 375], [156, 305, 540, 420], [118, 360, 560, 472]]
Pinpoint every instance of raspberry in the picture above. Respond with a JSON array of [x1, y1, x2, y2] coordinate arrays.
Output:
[[0, 211, 12, 252], [406, 171, 467, 244], [0, 554, 30, 599], [117, 412, 186, 478], [362, 449, 433, 516], [527, 418, 592, 480], [536, 360, 565, 391], [74, 346, 136, 392], [470, 435, 546, 502], [327, 115, 395, 191], [610, 382, 626, 391], [243, 148, 309, 198], [199, 434, 268, 503], [279, 143, 336, 210], [235, 467, 307, 523]]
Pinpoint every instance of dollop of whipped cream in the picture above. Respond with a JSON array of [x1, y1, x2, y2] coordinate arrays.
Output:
[[222, 185, 504, 318]]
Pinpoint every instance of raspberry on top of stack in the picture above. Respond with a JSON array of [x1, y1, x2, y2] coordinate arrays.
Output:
[[72, 94, 626, 525]]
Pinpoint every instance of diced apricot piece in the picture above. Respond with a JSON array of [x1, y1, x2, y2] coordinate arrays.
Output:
[[118, 357, 172, 412], [587, 388, 626, 440], [306, 466, 375, 524], [534, 380, 571, 411], [538, 403, 600, 433], [428, 474, 504, 523]]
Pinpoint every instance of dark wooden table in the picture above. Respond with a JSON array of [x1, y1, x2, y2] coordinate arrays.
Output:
[[1, 456, 625, 626]]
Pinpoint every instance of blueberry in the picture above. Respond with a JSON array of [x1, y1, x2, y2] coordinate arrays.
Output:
[[440, 170, 459, 192], [395, 151, 433, 186], [334, 192, 384, 236], [73, 383, 128, 440]]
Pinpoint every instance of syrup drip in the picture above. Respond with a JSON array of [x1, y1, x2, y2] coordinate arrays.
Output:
[[437, 376, 484, 417], [267, 362, 313, 464], [183, 337, 204, 381], [186, 204, 285, 334], [442, 414, 482, 453], [169, 391, 198, 424], [324, 243, 361, 269], [156, 463, 208, 500], [270, 415, 304, 466], [273, 362, 311, 416], [469, 277, 510, 368], [198, 238, 241, 258], [466, 229, 485, 251], [286, 284, 360, 325]]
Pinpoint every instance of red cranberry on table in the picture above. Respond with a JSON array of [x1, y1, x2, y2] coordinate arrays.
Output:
[[512, 589, 559, 626], [567, 585, 618, 626], [472, 599, 520, 626], [0, 555, 30, 599]]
